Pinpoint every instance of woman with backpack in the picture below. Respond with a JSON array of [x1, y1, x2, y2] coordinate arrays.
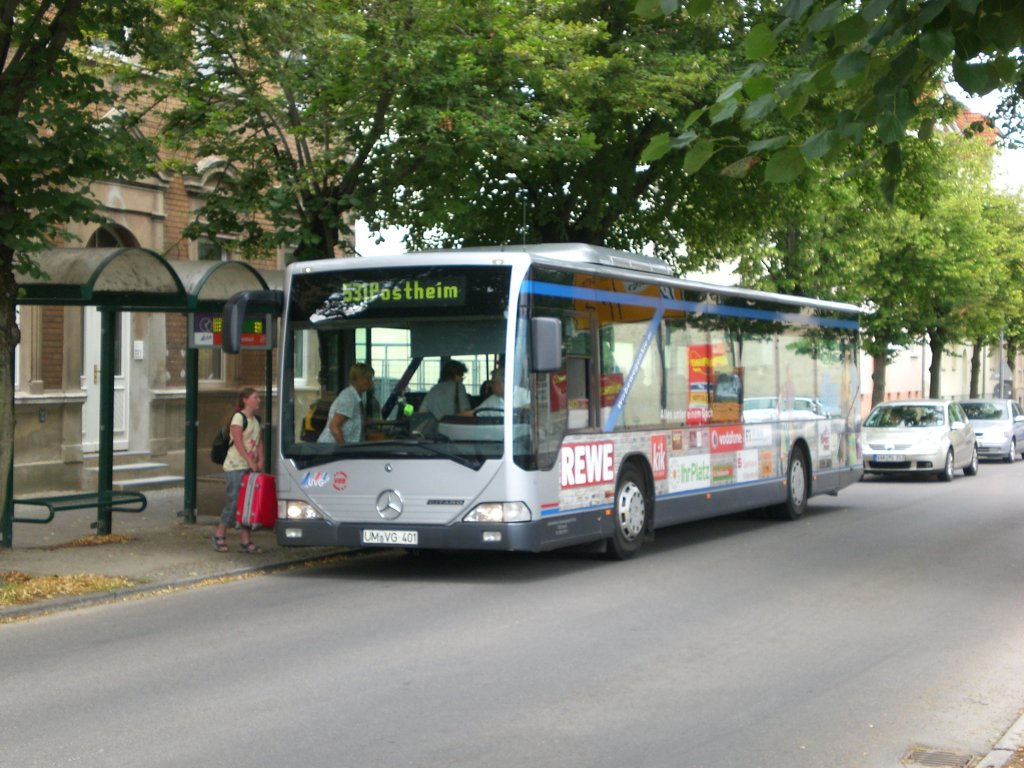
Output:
[[213, 387, 265, 553]]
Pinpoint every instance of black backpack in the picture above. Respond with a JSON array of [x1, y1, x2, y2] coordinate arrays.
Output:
[[210, 412, 251, 465]]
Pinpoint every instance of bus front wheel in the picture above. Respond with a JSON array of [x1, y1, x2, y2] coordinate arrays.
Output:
[[607, 465, 648, 560]]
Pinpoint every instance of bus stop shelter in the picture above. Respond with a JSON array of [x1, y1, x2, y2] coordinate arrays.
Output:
[[2, 247, 280, 547]]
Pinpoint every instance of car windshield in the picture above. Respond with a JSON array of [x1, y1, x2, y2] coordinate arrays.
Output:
[[961, 402, 1006, 420], [865, 404, 945, 428]]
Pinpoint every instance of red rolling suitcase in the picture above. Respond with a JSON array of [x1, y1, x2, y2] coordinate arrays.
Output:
[[236, 472, 277, 530]]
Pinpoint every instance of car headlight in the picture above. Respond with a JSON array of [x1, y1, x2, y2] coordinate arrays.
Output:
[[463, 502, 531, 523], [281, 500, 322, 520]]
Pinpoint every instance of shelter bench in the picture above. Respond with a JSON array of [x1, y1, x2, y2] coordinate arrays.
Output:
[[13, 490, 148, 526]]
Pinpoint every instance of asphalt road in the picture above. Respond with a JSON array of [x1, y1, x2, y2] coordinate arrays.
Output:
[[3, 462, 1023, 768]]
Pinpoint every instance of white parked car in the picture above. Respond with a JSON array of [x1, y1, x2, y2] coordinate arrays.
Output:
[[861, 399, 978, 481]]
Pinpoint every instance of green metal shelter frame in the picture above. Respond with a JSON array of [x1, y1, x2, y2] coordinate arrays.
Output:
[[2, 247, 280, 547]]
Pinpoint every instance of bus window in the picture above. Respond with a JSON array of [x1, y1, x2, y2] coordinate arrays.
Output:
[[779, 327, 819, 418], [738, 334, 777, 423], [664, 318, 703, 425], [600, 320, 663, 429], [707, 328, 741, 424]]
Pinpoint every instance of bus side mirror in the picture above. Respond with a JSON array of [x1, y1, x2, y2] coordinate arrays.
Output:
[[222, 290, 284, 354], [530, 317, 563, 373]]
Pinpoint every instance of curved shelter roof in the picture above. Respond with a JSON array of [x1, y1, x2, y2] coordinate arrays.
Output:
[[15, 247, 279, 311], [168, 259, 271, 311]]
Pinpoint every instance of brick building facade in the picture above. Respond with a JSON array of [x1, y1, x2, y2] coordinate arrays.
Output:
[[13, 166, 305, 497]]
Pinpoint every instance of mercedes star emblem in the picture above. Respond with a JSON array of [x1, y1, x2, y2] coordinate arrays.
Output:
[[375, 489, 403, 520]]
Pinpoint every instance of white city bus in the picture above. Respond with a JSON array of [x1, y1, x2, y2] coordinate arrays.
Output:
[[225, 243, 862, 559]]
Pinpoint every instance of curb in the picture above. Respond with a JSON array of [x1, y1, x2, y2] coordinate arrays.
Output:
[[976, 710, 1024, 768], [0, 550, 356, 622]]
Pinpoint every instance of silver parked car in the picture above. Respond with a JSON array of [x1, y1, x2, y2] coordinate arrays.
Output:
[[861, 399, 978, 481], [959, 398, 1024, 462]]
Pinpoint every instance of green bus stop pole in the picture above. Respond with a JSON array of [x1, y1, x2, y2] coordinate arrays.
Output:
[[265, 348, 273, 474], [182, 346, 198, 523], [96, 309, 115, 535], [2, 347, 12, 548], [2, 449, 12, 549]]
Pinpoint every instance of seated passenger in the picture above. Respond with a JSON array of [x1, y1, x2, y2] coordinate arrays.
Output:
[[317, 363, 375, 445], [419, 360, 471, 420]]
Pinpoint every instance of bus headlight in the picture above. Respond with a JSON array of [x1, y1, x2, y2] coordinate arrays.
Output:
[[463, 502, 531, 523], [280, 500, 322, 520]]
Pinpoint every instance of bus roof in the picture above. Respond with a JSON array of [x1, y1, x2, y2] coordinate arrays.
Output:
[[499, 243, 862, 317], [299, 242, 862, 317]]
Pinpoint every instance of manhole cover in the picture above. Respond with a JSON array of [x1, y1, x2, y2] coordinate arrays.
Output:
[[903, 746, 974, 768]]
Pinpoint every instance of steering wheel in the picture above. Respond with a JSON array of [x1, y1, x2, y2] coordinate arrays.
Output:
[[474, 408, 503, 417]]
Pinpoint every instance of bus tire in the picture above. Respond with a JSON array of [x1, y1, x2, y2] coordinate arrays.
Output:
[[776, 446, 809, 521], [607, 465, 648, 560]]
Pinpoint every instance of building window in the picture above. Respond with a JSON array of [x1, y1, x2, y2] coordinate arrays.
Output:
[[198, 238, 225, 261]]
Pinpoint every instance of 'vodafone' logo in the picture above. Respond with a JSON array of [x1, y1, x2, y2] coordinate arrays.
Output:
[[710, 426, 744, 453]]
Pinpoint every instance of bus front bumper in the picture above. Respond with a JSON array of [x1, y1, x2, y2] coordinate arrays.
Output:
[[275, 517, 546, 552], [275, 511, 610, 553]]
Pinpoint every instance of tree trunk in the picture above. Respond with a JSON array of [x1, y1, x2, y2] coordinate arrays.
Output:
[[928, 333, 944, 398], [1008, 340, 1018, 400], [871, 353, 887, 407], [969, 340, 982, 398]]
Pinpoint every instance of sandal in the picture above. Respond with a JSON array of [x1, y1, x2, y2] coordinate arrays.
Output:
[[211, 535, 229, 553], [238, 542, 262, 554]]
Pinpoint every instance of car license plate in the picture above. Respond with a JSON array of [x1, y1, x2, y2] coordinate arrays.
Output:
[[873, 454, 906, 463], [362, 529, 418, 546]]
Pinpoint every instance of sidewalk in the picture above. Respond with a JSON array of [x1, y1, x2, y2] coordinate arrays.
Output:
[[0, 479, 348, 620]]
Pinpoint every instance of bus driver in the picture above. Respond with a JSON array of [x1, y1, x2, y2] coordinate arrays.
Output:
[[462, 367, 528, 416]]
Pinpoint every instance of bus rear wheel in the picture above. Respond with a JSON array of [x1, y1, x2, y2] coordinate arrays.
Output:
[[775, 447, 809, 521], [607, 465, 647, 560]]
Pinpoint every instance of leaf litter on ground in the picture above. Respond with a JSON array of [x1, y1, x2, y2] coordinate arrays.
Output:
[[1, 533, 137, 606]]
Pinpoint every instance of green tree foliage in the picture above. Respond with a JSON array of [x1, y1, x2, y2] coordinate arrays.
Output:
[[147, 0, 616, 260], [148, 0, 820, 270], [639, 0, 1021, 185], [985, 193, 1024, 395], [0, 0, 159, 533], [739, 125, 1024, 402], [883, 136, 1012, 397], [370, 1, 810, 267]]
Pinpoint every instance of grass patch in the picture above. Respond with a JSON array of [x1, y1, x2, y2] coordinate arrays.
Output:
[[0, 571, 135, 606]]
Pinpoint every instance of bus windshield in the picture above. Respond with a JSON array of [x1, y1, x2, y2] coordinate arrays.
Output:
[[281, 264, 520, 470]]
